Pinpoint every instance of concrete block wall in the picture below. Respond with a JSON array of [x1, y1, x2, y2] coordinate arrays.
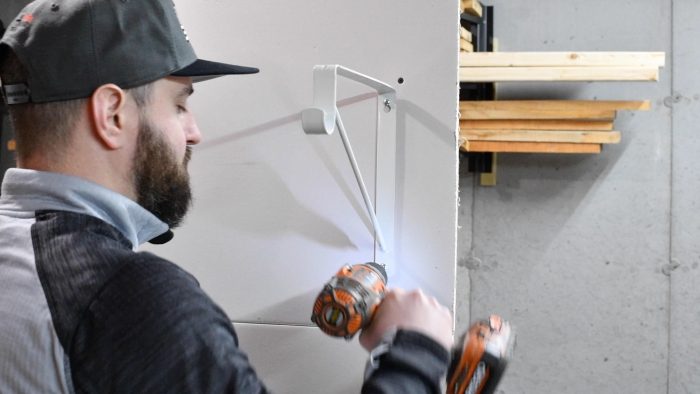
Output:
[[456, 1, 698, 393]]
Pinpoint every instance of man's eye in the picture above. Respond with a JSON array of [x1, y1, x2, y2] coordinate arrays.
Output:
[[177, 105, 187, 113]]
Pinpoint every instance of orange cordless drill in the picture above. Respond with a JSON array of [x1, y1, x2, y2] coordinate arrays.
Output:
[[311, 262, 387, 339], [311, 262, 514, 394]]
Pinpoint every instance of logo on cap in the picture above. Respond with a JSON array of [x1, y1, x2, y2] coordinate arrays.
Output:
[[180, 25, 190, 42], [9, 13, 33, 31], [170, 2, 190, 42]]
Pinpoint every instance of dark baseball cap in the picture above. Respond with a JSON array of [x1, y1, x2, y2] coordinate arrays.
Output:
[[0, 0, 258, 105]]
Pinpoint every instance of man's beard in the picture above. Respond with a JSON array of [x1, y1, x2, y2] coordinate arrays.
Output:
[[132, 115, 193, 229]]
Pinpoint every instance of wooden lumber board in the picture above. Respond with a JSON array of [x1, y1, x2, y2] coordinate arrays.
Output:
[[460, 99, 651, 112], [463, 141, 602, 154], [459, 66, 659, 82], [459, 100, 649, 120], [460, 119, 614, 131], [460, 39, 474, 53], [460, 27, 472, 42], [460, 129, 622, 144], [461, 0, 482, 17], [459, 51, 666, 68]]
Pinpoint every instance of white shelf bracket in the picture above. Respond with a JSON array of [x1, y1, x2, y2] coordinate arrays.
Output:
[[302, 65, 396, 256]]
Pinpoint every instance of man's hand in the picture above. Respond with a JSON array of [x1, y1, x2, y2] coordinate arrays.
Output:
[[359, 288, 453, 351]]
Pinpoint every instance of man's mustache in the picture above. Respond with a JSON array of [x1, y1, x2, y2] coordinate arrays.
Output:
[[184, 146, 193, 165]]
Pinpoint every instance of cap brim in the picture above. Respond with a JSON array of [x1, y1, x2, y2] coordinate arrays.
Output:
[[172, 59, 259, 83]]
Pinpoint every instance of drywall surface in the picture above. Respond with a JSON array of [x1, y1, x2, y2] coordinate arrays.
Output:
[[141, 0, 459, 392], [457, 1, 700, 393]]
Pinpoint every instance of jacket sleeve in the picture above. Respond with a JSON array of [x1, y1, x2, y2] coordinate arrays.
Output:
[[69, 253, 270, 394], [361, 330, 450, 394]]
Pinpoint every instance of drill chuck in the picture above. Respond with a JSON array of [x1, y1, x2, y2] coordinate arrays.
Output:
[[311, 262, 387, 339]]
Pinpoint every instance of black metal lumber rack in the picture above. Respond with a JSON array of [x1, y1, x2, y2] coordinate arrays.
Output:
[[459, 4, 495, 174]]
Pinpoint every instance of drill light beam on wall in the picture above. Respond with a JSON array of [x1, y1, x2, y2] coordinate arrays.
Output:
[[301, 65, 397, 261]]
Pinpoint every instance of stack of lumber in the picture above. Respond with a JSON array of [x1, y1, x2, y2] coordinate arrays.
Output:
[[461, 0, 482, 17], [460, 27, 473, 53], [459, 52, 665, 82], [459, 0, 481, 53], [459, 100, 650, 153]]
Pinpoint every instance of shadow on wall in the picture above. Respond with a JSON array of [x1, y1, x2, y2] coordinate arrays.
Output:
[[195, 92, 377, 152], [307, 135, 374, 238], [195, 159, 359, 250], [236, 287, 320, 325], [192, 93, 387, 251]]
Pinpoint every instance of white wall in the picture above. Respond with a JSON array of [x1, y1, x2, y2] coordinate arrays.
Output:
[[145, 1, 460, 392]]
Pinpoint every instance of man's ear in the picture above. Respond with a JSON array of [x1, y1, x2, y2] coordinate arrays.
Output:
[[89, 84, 131, 150]]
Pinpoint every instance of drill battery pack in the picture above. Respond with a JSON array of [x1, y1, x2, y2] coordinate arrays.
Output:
[[446, 315, 514, 394]]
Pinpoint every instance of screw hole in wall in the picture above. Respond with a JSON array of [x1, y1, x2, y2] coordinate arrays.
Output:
[[397, 77, 404, 84]]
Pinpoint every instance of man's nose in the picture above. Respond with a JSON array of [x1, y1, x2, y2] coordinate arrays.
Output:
[[186, 114, 202, 145]]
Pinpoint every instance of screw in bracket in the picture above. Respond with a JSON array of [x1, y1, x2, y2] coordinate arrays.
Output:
[[383, 98, 392, 113]]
